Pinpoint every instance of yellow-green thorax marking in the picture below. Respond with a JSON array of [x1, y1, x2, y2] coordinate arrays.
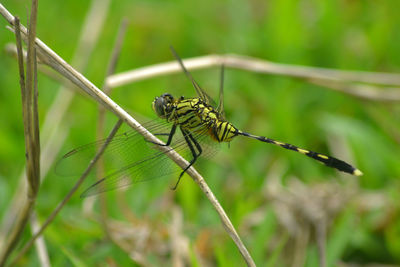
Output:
[[152, 93, 239, 142]]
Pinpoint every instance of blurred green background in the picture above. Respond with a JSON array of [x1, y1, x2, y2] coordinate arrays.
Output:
[[1, 0, 400, 266]]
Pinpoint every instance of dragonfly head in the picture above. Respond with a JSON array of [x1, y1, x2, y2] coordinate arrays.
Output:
[[152, 93, 175, 119]]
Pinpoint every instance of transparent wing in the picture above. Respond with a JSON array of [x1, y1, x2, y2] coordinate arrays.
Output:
[[55, 119, 173, 177], [56, 118, 219, 197], [170, 46, 217, 108], [216, 64, 226, 119], [80, 128, 217, 197]]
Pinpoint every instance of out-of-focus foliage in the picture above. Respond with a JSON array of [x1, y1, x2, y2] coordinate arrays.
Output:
[[0, 0, 399, 266]]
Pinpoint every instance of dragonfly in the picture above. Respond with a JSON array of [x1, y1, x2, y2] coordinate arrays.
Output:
[[57, 47, 362, 197]]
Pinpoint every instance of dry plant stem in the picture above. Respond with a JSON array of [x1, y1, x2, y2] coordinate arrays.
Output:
[[25, 0, 40, 198], [96, 18, 128, 236], [114, 56, 400, 102], [106, 54, 400, 93], [309, 78, 400, 102], [10, 120, 123, 266], [1, 5, 254, 266], [0, 2, 40, 264], [0, 17, 30, 267], [225, 55, 400, 86], [103, 19, 128, 94], [32, 49, 40, 192], [0, 0, 110, 245]]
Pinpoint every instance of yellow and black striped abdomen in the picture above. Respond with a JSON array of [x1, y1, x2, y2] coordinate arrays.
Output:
[[238, 131, 362, 176], [211, 121, 239, 142]]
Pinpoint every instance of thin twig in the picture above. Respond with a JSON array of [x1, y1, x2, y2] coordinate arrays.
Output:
[[0, 17, 32, 267], [103, 18, 128, 94], [224, 55, 400, 86], [32, 47, 40, 182], [308, 78, 400, 102], [95, 18, 128, 238], [10, 120, 123, 266], [14, 19, 26, 102], [27, 1, 40, 199], [105, 54, 400, 95]]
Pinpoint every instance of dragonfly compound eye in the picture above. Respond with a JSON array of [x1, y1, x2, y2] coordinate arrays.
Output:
[[152, 93, 174, 118]]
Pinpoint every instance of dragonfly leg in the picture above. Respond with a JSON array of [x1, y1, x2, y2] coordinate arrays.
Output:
[[147, 124, 177, 146], [172, 129, 202, 190]]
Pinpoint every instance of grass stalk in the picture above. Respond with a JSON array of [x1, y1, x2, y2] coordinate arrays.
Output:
[[0, 1, 40, 264]]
